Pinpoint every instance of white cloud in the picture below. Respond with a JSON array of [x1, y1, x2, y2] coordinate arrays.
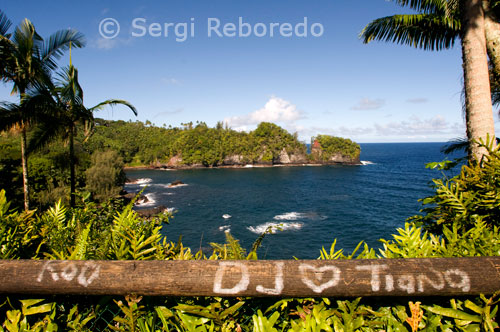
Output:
[[350, 98, 385, 110], [373, 115, 453, 136], [224, 96, 303, 129], [296, 115, 464, 142], [94, 38, 118, 50]]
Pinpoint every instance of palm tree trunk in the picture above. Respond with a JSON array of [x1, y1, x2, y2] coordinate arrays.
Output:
[[483, 0, 500, 78], [462, 0, 496, 161], [20, 122, 30, 211], [69, 126, 76, 207]]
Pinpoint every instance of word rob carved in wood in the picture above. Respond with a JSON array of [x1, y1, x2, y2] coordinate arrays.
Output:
[[37, 261, 101, 287], [212, 262, 471, 296]]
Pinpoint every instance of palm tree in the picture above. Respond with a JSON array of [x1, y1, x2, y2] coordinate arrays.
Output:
[[28, 64, 137, 207], [0, 10, 85, 210], [361, 0, 500, 78], [361, 0, 497, 160]]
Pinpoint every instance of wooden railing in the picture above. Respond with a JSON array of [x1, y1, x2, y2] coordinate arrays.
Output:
[[1, 257, 499, 297]]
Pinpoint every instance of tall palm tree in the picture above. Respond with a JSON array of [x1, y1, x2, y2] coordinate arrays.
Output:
[[361, 0, 497, 160], [0, 10, 85, 210], [28, 64, 137, 207]]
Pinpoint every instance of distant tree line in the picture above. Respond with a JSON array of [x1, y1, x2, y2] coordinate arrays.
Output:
[[86, 120, 360, 167]]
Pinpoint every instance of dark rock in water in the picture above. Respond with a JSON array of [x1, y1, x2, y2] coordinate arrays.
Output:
[[136, 195, 149, 205], [120, 192, 148, 204], [169, 180, 185, 187], [125, 178, 139, 184], [136, 205, 168, 218]]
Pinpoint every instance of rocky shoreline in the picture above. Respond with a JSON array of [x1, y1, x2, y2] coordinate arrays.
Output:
[[124, 161, 361, 171], [124, 155, 361, 171], [124, 141, 361, 170]]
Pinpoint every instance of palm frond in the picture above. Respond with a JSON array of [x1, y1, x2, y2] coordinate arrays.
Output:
[[0, 9, 12, 36], [27, 119, 67, 154], [57, 65, 84, 107], [13, 18, 42, 54], [41, 29, 86, 70], [89, 99, 138, 116], [441, 137, 469, 155], [360, 14, 460, 51], [393, 0, 459, 16], [0, 102, 23, 132]]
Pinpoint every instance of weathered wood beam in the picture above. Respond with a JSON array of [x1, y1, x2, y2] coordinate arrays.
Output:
[[1, 257, 499, 297]]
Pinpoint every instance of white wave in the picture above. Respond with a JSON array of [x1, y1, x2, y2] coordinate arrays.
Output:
[[361, 160, 375, 165], [166, 207, 176, 213], [154, 184, 178, 189], [273, 212, 327, 221], [219, 225, 231, 233], [273, 212, 305, 221], [135, 193, 156, 207], [247, 222, 303, 234], [244, 164, 253, 168], [222, 214, 232, 219], [168, 183, 188, 188], [127, 178, 152, 185]]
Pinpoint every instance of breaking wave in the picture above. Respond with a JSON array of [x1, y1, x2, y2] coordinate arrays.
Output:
[[273, 212, 327, 221], [219, 225, 231, 233], [126, 178, 152, 185], [247, 222, 303, 234], [135, 193, 156, 207]]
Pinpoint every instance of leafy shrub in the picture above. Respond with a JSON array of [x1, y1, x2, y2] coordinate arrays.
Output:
[[411, 140, 500, 234], [85, 150, 126, 202]]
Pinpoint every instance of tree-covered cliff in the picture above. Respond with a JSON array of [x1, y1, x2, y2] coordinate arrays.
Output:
[[86, 120, 359, 167]]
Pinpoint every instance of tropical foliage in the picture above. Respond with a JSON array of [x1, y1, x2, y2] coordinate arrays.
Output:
[[88, 120, 309, 167], [0, 9, 85, 210], [1, 142, 500, 330], [313, 135, 360, 160], [26, 63, 137, 206], [411, 139, 500, 234]]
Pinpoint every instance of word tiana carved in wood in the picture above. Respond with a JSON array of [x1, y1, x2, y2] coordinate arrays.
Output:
[[354, 264, 470, 294], [212, 262, 471, 295], [37, 261, 101, 287]]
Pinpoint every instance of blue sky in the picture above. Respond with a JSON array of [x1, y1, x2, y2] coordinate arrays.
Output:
[[2, 0, 498, 142]]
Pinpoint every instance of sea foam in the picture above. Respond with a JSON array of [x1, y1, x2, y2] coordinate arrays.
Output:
[[135, 178, 152, 184], [219, 225, 231, 233], [247, 222, 303, 234], [273, 212, 327, 221], [273, 212, 305, 221], [361, 160, 375, 165], [135, 193, 156, 207]]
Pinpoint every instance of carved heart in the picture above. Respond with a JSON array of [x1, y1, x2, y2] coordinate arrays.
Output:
[[299, 264, 341, 293]]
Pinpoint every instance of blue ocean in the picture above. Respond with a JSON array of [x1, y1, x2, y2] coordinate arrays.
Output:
[[125, 142, 459, 259]]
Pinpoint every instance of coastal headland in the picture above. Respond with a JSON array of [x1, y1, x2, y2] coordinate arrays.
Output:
[[91, 120, 361, 170]]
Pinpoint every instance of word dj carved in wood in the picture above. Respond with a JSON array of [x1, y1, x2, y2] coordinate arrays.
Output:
[[0, 257, 499, 296]]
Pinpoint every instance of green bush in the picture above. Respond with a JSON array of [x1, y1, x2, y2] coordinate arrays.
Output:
[[411, 140, 500, 234], [85, 150, 126, 202]]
